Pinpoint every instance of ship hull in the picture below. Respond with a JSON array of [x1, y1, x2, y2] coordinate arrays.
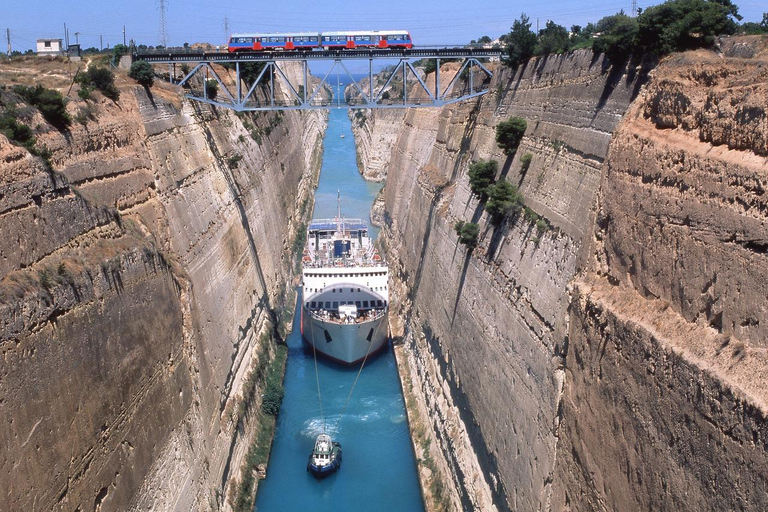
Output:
[[301, 307, 388, 365]]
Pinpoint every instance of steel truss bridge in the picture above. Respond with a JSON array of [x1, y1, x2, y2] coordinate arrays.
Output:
[[132, 48, 501, 111]]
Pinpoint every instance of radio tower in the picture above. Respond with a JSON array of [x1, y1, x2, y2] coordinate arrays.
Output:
[[158, 0, 169, 47], [631, 0, 638, 16], [223, 16, 230, 43]]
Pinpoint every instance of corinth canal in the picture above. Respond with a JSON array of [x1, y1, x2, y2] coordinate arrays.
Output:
[[254, 97, 425, 511]]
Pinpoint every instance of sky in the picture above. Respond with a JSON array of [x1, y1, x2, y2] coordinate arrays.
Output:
[[4, 0, 766, 54]]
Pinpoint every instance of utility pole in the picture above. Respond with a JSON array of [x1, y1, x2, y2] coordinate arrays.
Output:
[[631, 0, 638, 16], [100, 35, 103, 51], [158, 0, 169, 47], [74, 32, 80, 45], [64, 22, 68, 49], [6, 28, 10, 56], [223, 15, 230, 44], [123, 25, 126, 47]]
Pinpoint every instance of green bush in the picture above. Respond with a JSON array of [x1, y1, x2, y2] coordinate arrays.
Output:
[[128, 60, 154, 87], [593, 12, 640, 62], [205, 79, 218, 99], [261, 361, 285, 416], [228, 154, 242, 169], [454, 221, 480, 248], [536, 21, 571, 55], [520, 153, 533, 173], [76, 67, 119, 101], [77, 86, 93, 101], [0, 112, 36, 150], [12, 84, 71, 130], [495, 117, 527, 156], [468, 159, 498, 197], [637, 0, 739, 56], [486, 179, 523, 223]]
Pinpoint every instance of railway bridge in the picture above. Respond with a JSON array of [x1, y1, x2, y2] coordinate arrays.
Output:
[[132, 48, 502, 111]]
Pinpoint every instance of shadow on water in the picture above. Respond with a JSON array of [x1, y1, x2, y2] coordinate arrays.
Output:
[[254, 105, 423, 512]]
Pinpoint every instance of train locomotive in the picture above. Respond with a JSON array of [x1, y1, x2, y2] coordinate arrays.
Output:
[[227, 30, 413, 52]]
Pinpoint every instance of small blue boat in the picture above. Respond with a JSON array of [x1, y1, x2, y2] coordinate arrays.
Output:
[[307, 433, 342, 478]]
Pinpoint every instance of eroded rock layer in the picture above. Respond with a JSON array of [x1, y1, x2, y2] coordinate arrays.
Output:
[[0, 72, 325, 511], [554, 41, 768, 511]]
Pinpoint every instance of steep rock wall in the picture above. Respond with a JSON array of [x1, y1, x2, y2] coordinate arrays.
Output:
[[553, 39, 768, 511], [360, 51, 648, 510], [0, 69, 325, 512]]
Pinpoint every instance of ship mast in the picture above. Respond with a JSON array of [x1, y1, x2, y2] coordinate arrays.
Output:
[[336, 190, 345, 238]]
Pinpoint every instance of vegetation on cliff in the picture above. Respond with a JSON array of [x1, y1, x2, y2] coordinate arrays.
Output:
[[503, 0, 758, 64]]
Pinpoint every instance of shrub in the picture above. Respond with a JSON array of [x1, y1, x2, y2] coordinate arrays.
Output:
[[0, 112, 36, 150], [505, 13, 538, 68], [112, 44, 129, 61], [128, 61, 154, 87], [228, 154, 242, 169], [467, 159, 498, 197], [593, 12, 640, 62], [76, 67, 119, 101], [455, 221, 480, 248], [637, 0, 739, 56], [520, 153, 533, 173], [77, 86, 93, 101], [486, 179, 523, 223], [495, 117, 526, 156], [12, 85, 71, 130], [205, 79, 218, 99]]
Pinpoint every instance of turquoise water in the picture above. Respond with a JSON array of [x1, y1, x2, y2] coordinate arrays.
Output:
[[253, 107, 424, 511]]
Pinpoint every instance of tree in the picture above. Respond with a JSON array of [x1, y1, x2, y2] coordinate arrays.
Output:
[[486, 179, 523, 223], [12, 84, 71, 130], [637, 0, 739, 56], [593, 12, 640, 62], [506, 13, 538, 67], [454, 221, 480, 248], [495, 117, 527, 156], [76, 67, 120, 101], [128, 61, 154, 87], [477, 35, 492, 44], [468, 160, 498, 197], [536, 21, 571, 55], [112, 43, 128, 61]]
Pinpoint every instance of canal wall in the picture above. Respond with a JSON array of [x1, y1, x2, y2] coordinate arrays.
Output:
[[0, 65, 325, 511], [356, 36, 768, 511]]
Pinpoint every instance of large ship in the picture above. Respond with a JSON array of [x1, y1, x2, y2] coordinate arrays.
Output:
[[300, 200, 389, 365]]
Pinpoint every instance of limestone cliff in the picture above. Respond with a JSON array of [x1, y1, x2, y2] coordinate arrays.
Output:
[[553, 38, 768, 511], [0, 65, 325, 511], [360, 51, 649, 511], [358, 36, 768, 512]]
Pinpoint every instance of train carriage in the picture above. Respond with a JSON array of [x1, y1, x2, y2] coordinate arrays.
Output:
[[227, 30, 412, 52], [228, 32, 320, 52]]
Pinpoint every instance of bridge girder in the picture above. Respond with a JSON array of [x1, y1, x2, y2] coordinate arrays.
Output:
[[133, 49, 499, 111]]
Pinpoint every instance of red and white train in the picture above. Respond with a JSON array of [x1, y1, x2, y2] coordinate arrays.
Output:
[[227, 30, 413, 52]]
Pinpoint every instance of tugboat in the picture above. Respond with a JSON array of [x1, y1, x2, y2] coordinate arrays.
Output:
[[306, 433, 342, 478]]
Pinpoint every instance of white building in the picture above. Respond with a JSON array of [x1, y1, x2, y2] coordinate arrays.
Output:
[[36, 39, 63, 56]]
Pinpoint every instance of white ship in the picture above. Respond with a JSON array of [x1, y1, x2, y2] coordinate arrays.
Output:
[[300, 199, 389, 365]]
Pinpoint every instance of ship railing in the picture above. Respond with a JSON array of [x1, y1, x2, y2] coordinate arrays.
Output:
[[308, 308, 387, 324]]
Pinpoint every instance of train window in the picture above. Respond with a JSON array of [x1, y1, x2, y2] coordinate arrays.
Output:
[[355, 36, 371, 41]]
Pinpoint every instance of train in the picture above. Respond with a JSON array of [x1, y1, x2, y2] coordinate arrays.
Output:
[[227, 30, 413, 52]]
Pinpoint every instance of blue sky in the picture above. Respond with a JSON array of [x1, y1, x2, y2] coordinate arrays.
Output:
[[5, 0, 765, 53]]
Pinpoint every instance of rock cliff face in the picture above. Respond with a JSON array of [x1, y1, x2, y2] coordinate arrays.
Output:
[[0, 69, 325, 511], [357, 39, 768, 510], [363, 50, 650, 511], [553, 40, 768, 511]]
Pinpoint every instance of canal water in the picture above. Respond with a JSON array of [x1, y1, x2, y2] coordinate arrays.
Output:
[[254, 102, 424, 510]]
